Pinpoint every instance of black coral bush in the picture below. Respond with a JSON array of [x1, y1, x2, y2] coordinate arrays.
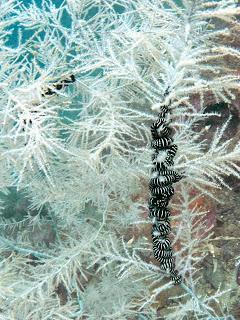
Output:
[[0, 0, 239, 319]]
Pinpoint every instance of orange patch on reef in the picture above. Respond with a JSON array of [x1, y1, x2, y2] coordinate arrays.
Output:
[[189, 190, 217, 239]]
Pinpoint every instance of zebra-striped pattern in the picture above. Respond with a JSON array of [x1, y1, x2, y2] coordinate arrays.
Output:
[[151, 137, 173, 149], [158, 125, 172, 137], [152, 147, 177, 160], [166, 144, 178, 157], [159, 257, 176, 270], [153, 248, 173, 260], [151, 123, 172, 137], [149, 196, 169, 208], [148, 105, 182, 285], [152, 236, 171, 250], [151, 118, 165, 130], [150, 185, 175, 197], [152, 220, 171, 235], [149, 206, 170, 220], [150, 172, 182, 187], [157, 105, 169, 117]]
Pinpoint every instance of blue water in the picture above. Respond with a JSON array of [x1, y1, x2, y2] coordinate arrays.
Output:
[[7, 0, 67, 48], [7, 0, 183, 48]]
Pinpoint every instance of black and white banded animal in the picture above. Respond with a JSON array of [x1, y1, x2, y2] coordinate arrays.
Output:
[[149, 105, 182, 284]]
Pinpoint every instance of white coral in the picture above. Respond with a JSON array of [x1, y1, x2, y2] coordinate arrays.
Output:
[[0, 0, 239, 319]]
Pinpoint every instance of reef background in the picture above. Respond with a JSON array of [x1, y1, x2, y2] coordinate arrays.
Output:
[[0, 0, 239, 319]]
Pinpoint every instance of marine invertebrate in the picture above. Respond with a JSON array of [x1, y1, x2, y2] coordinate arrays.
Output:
[[149, 104, 182, 284]]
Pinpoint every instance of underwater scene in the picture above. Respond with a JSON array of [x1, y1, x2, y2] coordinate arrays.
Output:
[[0, 0, 239, 319]]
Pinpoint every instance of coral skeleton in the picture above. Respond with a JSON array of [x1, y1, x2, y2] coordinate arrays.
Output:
[[0, 0, 239, 319]]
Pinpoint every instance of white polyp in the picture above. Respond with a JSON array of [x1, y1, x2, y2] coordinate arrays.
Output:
[[156, 150, 168, 163], [151, 171, 159, 179], [158, 176, 166, 182]]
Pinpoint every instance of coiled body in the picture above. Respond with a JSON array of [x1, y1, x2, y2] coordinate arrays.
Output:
[[149, 105, 182, 284]]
